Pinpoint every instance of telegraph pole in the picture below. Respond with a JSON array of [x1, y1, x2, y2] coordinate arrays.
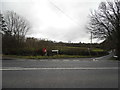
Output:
[[91, 32, 92, 44], [90, 31, 92, 48], [88, 31, 93, 56]]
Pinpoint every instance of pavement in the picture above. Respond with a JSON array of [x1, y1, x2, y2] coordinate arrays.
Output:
[[1, 54, 119, 88]]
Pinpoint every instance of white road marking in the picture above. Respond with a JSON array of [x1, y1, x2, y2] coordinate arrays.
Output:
[[51, 60, 59, 61], [95, 56, 105, 60], [63, 60, 69, 61], [73, 60, 79, 61], [1, 67, 118, 71], [41, 60, 80, 61], [39, 60, 49, 61]]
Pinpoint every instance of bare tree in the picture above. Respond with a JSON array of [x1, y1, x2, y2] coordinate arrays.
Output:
[[2, 11, 30, 42], [1, 11, 30, 54], [88, 0, 120, 60]]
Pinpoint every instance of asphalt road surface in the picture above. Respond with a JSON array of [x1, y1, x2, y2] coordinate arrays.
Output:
[[2, 54, 119, 88]]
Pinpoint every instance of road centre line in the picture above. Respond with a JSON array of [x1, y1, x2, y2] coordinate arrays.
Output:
[[1, 67, 118, 71]]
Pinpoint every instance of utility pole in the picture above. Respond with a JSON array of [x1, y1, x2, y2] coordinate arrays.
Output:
[[88, 31, 93, 56], [90, 31, 92, 48], [91, 32, 92, 44]]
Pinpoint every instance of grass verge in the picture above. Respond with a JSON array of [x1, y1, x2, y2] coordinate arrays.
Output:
[[2, 54, 95, 59]]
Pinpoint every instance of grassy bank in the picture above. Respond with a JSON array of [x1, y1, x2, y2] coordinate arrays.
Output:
[[2, 47, 108, 60], [2, 54, 95, 59], [3, 46, 108, 56]]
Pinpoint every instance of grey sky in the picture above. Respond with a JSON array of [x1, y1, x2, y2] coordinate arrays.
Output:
[[1, 0, 106, 43]]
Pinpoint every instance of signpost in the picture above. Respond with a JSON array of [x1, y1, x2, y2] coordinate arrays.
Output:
[[52, 50, 59, 55]]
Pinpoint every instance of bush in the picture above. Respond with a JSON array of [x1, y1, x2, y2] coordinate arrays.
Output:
[[3, 46, 108, 57], [58, 47, 108, 56]]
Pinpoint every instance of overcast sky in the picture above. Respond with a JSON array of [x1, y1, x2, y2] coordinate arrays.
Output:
[[1, 0, 106, 43]]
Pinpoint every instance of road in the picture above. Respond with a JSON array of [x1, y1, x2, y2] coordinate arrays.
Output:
[[2, 55, 119, 88]]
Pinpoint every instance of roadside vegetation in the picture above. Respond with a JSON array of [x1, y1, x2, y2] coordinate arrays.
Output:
[[2, 39, 108, 59], [0, 11, 109, 59], [2, 55, 93, 59]]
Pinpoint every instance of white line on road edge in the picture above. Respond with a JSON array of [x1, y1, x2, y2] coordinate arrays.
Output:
[[1, 67, 118, 71]]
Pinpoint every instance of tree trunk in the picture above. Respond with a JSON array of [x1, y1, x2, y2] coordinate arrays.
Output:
[[116, 38, 120, 60], [116, 46, 120, 60]]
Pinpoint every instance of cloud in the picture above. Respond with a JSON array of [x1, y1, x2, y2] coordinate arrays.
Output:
[[1, 0, 106, 43]]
